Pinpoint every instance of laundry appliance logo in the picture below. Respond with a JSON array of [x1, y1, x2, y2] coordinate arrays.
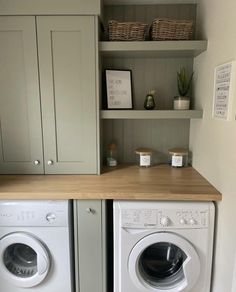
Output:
[[0, 213, 12, 218]]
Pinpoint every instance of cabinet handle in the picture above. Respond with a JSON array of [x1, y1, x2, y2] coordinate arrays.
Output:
[[47, 160, 53, 166], [34, 160, 40, 165], [86, 208, 95, 214]]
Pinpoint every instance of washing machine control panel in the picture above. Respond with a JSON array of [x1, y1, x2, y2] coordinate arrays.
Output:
[[121, 209, 157, 228], [0, 201, 69, 227], [121, 208, 209, 229]]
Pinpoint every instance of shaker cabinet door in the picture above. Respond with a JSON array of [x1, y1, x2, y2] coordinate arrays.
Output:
[[0, 0, 101, 16], [37, 16, 97, 174], [74, 200, 106, 292], [0, 17, 44, 174]]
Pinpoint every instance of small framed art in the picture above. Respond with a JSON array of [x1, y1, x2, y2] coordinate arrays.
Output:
[[105, 69, 133, 109]]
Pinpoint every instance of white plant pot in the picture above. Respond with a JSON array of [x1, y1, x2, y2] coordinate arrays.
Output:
[[173, 96, 190, 110]]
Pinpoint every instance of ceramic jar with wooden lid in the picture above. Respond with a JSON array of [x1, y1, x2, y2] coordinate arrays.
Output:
[[135, 148, 154, 167], [168, 148, 188, 167]]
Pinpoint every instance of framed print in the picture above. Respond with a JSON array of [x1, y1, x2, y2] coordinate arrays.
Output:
[[105, 70, 133, 109]]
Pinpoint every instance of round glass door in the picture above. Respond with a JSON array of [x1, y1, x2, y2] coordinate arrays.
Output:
[[138, 242, 186, 288], [128, 233, 200, 292], [0, 232, 50, 288], [4, 243, 38, 278]]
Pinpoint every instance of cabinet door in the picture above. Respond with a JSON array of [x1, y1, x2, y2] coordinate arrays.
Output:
[[74, 200, 106, 292], [37, 16, 97, 174], [0, 17, 44, 174], [0, 0, 101, 15]]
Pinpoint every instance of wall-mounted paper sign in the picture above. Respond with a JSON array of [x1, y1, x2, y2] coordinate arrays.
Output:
[[213, 61, 235, 120]]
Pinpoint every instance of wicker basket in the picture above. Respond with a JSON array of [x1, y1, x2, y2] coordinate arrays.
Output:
[[108, 20, 148, 41], [151, 18, 194, 41]]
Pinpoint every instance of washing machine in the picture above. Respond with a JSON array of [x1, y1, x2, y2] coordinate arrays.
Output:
[[0, 200, 74, 292], [114, 200, 215, 292]]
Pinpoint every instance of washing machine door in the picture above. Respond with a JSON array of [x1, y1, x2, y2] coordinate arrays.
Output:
[[0, 232, 50, 288], [128, 232, 200, 292]]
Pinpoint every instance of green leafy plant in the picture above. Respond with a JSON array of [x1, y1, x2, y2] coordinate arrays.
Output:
[[177, 67, 194, 97]]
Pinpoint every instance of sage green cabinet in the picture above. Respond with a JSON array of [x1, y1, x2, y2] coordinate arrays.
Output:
[[37, 16, 97, 174], [0, 0, 101, 16], [0, 17, 44, 174], [0, 16, 98, 174], [74, 200, 106, 292]]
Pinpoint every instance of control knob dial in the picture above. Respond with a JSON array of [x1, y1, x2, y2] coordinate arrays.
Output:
[[46, 213, 56, 222], [160, 216, 170, 227]]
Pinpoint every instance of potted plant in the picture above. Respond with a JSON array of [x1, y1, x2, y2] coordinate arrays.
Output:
[[174, 67, 194, 110]]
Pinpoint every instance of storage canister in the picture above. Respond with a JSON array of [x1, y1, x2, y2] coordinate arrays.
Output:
[[135, 148, 153, 167], [168, 148, 188, 167], [107, 143, 118, 167]]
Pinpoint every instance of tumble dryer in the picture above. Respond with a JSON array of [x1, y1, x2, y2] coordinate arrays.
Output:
[[0, 200, 73, 292], [114, 201, 215, 292]]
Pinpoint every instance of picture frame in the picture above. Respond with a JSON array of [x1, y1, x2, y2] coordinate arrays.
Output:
[[105, 69, 133, 109]]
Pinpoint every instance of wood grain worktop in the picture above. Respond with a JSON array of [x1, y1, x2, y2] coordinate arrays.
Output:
[[0, 165, 221, 201]]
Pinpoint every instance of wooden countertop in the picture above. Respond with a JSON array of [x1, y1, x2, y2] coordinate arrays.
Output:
[[0, 165, 221, 201]]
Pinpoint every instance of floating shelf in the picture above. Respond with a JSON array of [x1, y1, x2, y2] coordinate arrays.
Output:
[[99, 40, 207, 58], [104, 0, 198, 5], [101, 110, 203, 119]]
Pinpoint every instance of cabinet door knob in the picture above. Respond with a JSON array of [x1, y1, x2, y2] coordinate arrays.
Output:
[[47, 160, 53, 166], [34, 160, 40, 165], [86, 208, 95, 214]]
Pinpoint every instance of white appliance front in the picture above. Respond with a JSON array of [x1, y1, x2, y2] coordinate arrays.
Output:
[[0, 200, 73, 292], [114, 201, 215, 292]]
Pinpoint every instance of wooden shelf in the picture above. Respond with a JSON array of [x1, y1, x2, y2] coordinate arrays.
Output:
[[100, 40, 207, 58], [101, 110, 203, 119], [104, 0, 198, 5]]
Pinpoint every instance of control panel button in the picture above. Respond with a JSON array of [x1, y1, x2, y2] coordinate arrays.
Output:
[[179, 218, 186, 225], [160, 216, 170, 227], [189, 218, 196, 225], [46, 213, 56, 222]]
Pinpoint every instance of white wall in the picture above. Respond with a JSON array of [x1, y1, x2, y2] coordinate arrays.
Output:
[[190, 0, 236, 291]]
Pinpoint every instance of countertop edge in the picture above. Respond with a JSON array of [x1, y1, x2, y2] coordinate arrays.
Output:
[[0, 192, 222, 201]]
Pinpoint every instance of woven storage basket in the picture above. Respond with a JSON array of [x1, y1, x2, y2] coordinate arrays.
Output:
[[108, 20, 148, 41], [151, 18, 194, 41]]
